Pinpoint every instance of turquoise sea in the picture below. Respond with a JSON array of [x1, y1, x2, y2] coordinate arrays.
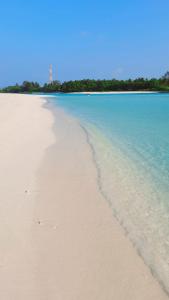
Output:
[[51, 92, 169, 294]]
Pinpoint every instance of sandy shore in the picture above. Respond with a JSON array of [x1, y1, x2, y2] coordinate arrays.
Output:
[[0, 93, 167, 299], [71, 91, 158, 94], [0, 94, 55, 299]]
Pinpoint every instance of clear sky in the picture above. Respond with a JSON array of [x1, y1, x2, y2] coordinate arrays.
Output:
[[0, 0, 169, 86]]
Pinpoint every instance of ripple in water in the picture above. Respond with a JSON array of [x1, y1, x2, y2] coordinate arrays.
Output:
[[53, 92, 169, 294]]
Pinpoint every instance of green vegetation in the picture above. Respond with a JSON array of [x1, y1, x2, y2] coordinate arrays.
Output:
[[1, 72, 169, 93]]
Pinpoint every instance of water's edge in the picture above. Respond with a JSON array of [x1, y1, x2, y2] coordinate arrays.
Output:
[[44, 96, 169, 298], [80, 123, 169, 298]]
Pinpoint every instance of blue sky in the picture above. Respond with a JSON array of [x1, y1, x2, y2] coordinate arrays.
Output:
[[0, 0, 169, 86]]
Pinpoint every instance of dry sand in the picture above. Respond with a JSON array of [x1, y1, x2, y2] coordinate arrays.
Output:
[[0, 93, 167, 299]]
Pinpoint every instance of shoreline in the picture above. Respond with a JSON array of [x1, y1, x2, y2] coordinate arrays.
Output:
[[70, 91, 159, 94], [0, 93, 168, 299], [80, 121, 169, 297], [38, 98, 167, 299]]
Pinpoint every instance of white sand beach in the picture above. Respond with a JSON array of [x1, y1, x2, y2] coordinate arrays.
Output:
[[0, 93, 167, 300], [71, 91, 158, 94]]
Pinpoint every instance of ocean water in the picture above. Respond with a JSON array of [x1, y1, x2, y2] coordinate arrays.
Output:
[[51, 93, 169, 294]]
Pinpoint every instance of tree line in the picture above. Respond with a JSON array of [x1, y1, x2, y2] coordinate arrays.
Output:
[[1, 72, 169, 93]]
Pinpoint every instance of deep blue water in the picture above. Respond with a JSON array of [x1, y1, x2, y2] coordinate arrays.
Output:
[[51, 92, 169, 294]]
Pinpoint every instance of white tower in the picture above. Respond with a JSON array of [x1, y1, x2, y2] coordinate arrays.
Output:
[[49, 64, 53, 83]]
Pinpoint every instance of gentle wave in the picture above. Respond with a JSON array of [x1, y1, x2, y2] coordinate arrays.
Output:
[[52, 92, 169, 295], [82, 122, 169, 295]]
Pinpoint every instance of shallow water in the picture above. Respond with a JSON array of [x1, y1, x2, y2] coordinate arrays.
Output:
[[51, 93, 169, 294]]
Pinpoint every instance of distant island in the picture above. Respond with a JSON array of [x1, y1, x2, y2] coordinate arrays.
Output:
[[1, 72, 169, 93]]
